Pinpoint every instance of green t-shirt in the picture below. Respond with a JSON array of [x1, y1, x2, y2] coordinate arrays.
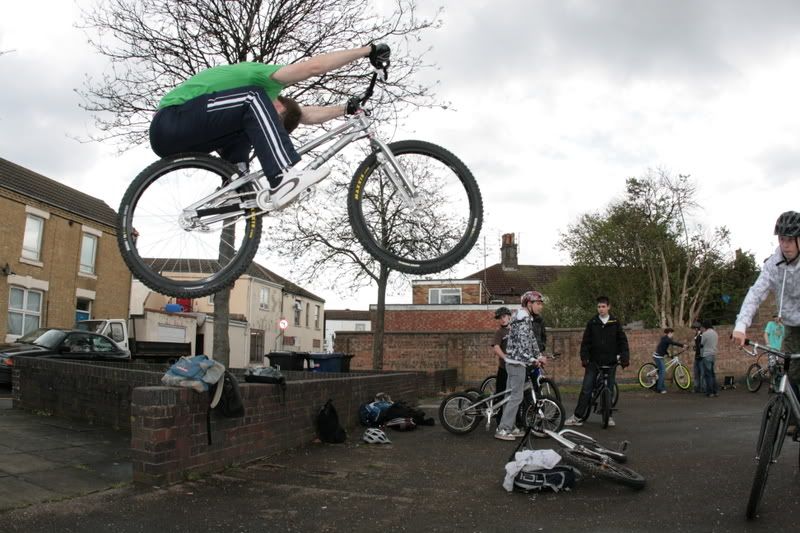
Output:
[[158, 63, 284, 108], [765, 321, 785, 349]]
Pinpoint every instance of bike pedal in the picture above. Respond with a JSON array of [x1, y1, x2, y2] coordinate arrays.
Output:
[[619, 440, 630, 453]]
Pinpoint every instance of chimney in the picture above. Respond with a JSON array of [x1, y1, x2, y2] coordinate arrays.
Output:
[[501, 233, 518, 271]]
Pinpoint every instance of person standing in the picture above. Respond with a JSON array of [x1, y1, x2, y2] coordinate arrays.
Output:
[[494, 291, 543, 441], [653, 328, 686, 394], [490, 307, 512, 421], [692, 321, 706, 394], [764, 315, 785, 351], [700, 320, 719, 397], [565, 296, 630, 427]]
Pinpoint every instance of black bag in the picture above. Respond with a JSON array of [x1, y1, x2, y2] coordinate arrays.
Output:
[[317, 399, 347, 443], [383, 400, 435, 427], [215, 370, 245, 418], [513, 465, 581, 493]]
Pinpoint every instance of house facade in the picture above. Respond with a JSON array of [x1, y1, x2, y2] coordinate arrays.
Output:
[[324, 309, 371, 352], [137, 261, 324, 368], [0, 158, 131, 342]]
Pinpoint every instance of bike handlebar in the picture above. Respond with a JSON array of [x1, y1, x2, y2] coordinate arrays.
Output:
[[741, 339, 800, 360]]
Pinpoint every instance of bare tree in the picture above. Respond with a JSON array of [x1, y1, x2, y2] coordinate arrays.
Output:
[[78, 0, 443, 365]]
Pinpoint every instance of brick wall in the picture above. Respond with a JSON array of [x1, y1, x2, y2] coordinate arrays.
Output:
[[411, 282, 482, 304], [12, 356, 450, 486], [382, 309, 496, 332], [336, 324, 768, 387], [131, 371, 421, 485], [13, 358, 163, 431]]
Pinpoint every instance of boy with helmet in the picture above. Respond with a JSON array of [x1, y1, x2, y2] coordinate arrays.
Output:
[[495, 291, 544, 441], [733, 211, 800, 400]]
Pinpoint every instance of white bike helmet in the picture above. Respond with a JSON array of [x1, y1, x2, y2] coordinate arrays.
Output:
[[362, 427, 391, 444]]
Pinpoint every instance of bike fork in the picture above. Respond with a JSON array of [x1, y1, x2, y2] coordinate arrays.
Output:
[[369, 137, 418, 210]]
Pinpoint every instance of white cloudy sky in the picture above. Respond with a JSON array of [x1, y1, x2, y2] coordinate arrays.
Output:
[[2, 1, 798, 310]]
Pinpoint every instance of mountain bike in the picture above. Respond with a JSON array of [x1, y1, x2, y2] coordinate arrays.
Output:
[[746, 349, 783, 393], [590, 362, 620, 429], [479, 353, 562, 404], [637, 348, 692, 391], [739, 340, 800, 520], [515, 428, 646, 490], [439, 364, 565, 438], [116, 68, 483, 298]]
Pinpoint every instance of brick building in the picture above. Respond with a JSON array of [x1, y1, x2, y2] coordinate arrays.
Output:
[[0, 158, 131, 342]]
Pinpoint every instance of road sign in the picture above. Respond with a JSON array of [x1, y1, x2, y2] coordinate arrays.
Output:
[[279, 319, 288, 330]]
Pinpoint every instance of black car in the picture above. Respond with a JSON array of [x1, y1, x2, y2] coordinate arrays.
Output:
[[0, 328, 130, 385]]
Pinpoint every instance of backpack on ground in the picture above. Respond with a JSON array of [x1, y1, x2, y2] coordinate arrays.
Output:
[[358, 400, 392, 427], [513, 465, 581, 493], [317, 399, 347, 443], [383, 400, 435, 427]]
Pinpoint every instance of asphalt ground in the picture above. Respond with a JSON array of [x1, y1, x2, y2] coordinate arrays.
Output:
[[1, 386, 800, 532]]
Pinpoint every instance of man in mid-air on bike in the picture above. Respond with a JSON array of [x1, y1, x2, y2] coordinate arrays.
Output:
[[149, 43, 390, 210], [653, 328, 686, 394], [733, 211, 800, 427], [565, 296, 630, 427], [495, 291, 544, 441]]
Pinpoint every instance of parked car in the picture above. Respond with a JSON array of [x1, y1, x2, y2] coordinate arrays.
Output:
[[0, 328, 130, 385]]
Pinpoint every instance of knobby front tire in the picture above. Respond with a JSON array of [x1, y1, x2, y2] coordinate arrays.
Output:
[[638, 363, 657, 389], [558, 448, 646, 490], [673, 364, 692, 390], [439, 392, 481, 435], [746, 397, 785, 520], [347, 140, 483, 275], [480, 375, 497, 395], [746, 363, 763, 393], [523, 397, 565, 438], [117, 154, 262, 298]]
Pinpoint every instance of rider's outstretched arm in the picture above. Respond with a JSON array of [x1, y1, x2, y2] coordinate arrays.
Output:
[[299, 105, 347, 125], [271, 46, 371, 86]]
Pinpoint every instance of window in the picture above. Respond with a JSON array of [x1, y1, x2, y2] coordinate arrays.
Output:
[[249, 329, 265, 363], [90, 334, 117, 353], [305, 303, 310, 327], [208, 294, 214, 306], [355, 323, 366, 332], [75, 298, 92, 323], [8, 287, 43, 337], [108, 322, 125, 343], [259, 287, 269, 310], [314, 305, 320, 329], [428, 288, 462, 304], [22, 214, 44, 261], [79, 233, 98, 274], [294, 300, 302, 326]]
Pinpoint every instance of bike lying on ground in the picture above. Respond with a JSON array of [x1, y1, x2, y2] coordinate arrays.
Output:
[[117, 67, 483, 298], [739, 340, 800, 520], [513, 426, 646, 490], [637, 347, 692, 391], [479, 353, 562, 404], [439, 363, 565, 438], [746, 349, 784, 393]]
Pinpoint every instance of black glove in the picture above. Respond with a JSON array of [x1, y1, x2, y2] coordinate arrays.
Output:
[[345, 95, 361, 115], [368, 43, 390, 70]]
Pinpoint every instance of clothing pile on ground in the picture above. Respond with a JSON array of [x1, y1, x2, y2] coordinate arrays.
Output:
[[358, 393, 436, 432]]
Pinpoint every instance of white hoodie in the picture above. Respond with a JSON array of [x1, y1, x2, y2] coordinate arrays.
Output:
[[734, 246, 800, 332]]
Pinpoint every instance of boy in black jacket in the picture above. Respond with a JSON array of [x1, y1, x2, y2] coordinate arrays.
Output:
[[565, 296, 630, 427]]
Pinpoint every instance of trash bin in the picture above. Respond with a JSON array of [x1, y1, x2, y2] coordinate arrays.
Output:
[[267, 351, 308, 371], [341, 354, 354, 372], [308, 352, 344, 372]]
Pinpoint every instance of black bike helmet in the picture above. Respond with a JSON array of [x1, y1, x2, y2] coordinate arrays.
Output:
[[774, 211, 800, 237], [494, 306, 512, 319]]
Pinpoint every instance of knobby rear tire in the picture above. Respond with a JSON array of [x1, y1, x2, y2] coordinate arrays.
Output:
[[117, 153, 262, 298], [438, 392, 481, 435], [347, 140, 483, 275], [558, 448, 646, 490], [601, 388, 611, 429], [638, 363, 657, 389], [746, 396, 785, 520]]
